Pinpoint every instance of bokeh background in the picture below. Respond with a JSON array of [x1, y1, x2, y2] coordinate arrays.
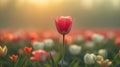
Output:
[[0, 0, 120, 29]]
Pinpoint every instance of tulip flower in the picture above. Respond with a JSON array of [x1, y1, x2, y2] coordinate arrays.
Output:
[[115, 37, 120, 46], [10, 54, 18, 61], [55, 16, 72, 35], [44, 39, 54, 48], [30, 50, 48, 62], [32, 41, 44, 50], [97, 58, 112, 67], [84, 53, 96, 64], [55, 16, 73, 67], [69, 44, 82, 55], [92, 33, 104, 43], [24, 46, 32, 55], [96, 55, 104, 62], [0, 46, 7, 57], [98, 49, 107, 58]]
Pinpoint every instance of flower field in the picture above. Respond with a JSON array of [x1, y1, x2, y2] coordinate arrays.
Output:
[[0, 29, 120, 67]]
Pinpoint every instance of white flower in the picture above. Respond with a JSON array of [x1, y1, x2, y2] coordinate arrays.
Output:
[[85, 41, 95, 49], [69, 44, 82, 55], [75, 35, 84, 42], [98, 49, 107, 58], [92, 34, 104, 43], [44, 39, 54, 48], [33, 42, 44, 50], [84, 53, 96, 64]]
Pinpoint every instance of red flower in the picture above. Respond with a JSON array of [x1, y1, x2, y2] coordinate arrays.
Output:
[[10, 55, 18, 61], [24, 47, 32, 55], [30, 50, 48, 62], [115, 37, 120, 46], [55, 16, 72, 35]]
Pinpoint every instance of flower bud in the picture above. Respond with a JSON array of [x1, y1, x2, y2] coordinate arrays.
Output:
[[55, 16, 72, 35], [69, 44, 82, 55], [98, 49, 107, 58], [84, 53, 96, 64]]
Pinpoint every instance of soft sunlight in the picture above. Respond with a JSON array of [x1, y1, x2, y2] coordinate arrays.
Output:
[[111, 0, 119, 8], [80, 0, 94, 9], [29, 0, 49, 4]]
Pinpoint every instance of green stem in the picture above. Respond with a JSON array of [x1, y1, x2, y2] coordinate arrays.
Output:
[[61, 34, 65, 67], [112, 53, 118, 63]]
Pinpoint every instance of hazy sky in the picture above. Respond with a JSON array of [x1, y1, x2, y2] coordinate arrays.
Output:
[[0, 0, 120, 29]]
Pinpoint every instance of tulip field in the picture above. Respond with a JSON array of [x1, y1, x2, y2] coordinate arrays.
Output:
[[0, 29, 120, 67]]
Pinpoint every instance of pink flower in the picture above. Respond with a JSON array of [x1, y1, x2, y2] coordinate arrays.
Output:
[[55, 16, 72, 35], [30, 50, 48, 62]]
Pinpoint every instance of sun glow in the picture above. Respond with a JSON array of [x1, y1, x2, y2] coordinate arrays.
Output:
[[29, 0, 49, 4], [111, 0, 120, 8], [80, 0, 94, 9]]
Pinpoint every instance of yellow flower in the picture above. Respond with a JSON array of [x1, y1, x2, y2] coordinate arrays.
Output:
[[96, 55, 112, 67], [0, 46, 7, 57]]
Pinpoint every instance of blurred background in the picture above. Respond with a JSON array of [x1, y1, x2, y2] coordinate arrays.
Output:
[[0, 0, 120, 29]]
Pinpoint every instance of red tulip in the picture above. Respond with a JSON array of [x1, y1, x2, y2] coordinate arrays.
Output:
[[55, 16, 72, 35], [10, 54, 18, 61], [30, 50, 48, 62], [24, 47, 32, 55]]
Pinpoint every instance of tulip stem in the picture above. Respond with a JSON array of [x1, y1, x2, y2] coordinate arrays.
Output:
[[62, 34, 65, 67]]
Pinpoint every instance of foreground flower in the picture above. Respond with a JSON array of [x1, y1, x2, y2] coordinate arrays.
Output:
[[0, 46, 7, 57], [55, 16, 73, 67], [33, 42, 44, 50], [96, 56, 112, 67], [44, 39, 54, 48], [84, 53, 96, 64], [98, 49, 107, 58], [69, 44, 82, 55], [24, 46, 32, 55], [10, 55, 18, 61], [30, 50, 48, 62], [55, 16, 72, 35]]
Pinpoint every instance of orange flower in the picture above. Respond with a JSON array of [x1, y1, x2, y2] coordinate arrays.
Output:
[[10, 55, 18, 61], [30, 50, 48, 62], [115, 37, 120, 46], [24, 47, 32, 55]]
